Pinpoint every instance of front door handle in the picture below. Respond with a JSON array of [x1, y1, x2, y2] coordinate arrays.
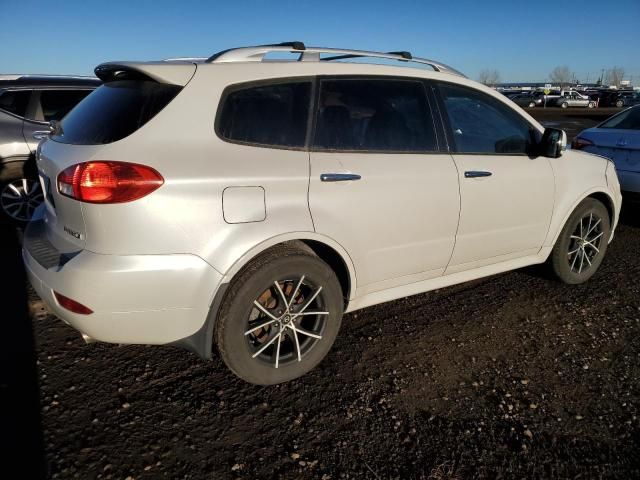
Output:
[[320, 173, 362, 182], [32, 131, 51, 140], [464, 171, 492, 178]]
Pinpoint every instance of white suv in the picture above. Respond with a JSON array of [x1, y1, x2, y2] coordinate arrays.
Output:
[[24, 43, 622, 385]]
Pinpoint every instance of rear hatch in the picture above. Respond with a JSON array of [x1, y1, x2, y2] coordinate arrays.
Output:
[[35, 62, 194, 255]]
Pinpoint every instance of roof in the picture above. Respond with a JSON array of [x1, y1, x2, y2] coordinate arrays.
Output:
[[0, 74, 101, 88]]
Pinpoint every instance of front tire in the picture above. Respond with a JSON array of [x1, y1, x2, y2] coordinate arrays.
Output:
[[528, 101, 536, 108], [561, 102, 569, 109], [588, 102, 595, 108], [550, 198, 610, 284], [616, 100, 624, 108], [214, 245, 343, 385]]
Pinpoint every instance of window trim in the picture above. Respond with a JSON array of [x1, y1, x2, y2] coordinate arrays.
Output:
[[433, 81, 539, 157], [310, 75, 442, 154], [214, 76, 315, 152]]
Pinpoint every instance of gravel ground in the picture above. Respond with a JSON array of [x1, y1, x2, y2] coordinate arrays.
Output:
[[2, 111, 639, 480]]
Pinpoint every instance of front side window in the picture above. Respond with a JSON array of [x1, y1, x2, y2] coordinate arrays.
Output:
[[217, 81, 311, 148], [0, 90, 30, 117], [313, 78, 436, 152], [37, 90, 92, 122], [439, 83, 534, 154]]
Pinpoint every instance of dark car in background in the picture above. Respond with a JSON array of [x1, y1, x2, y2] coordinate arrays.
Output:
[[0, 75, 100, 222], [509, 93, 542, 108], [614, 91, 640, 108]]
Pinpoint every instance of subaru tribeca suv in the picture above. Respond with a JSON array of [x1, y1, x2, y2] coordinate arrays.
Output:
[[0, 75, 100, 222], [23, 43, 622, 385]]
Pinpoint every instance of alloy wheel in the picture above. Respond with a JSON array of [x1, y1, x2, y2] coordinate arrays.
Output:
[[245, 275, 328, 369], [567, 212, 604, 275], [1, 178, 44, 222]]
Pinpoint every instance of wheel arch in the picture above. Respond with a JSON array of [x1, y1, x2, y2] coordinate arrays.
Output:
[[218, 233, 357, 304], [547, 189, 616, 248]]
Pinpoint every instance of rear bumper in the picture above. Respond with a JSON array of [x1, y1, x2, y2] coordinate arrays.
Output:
[[23, 219, 222, 345]]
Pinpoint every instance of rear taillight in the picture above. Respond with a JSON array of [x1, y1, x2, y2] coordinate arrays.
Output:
[[54, 291, 93, 315], [571, 137, 594, 150], [57, 161, 163, 203]]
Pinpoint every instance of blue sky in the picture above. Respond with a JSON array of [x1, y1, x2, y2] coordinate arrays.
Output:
[[1, 0, 639, 83]]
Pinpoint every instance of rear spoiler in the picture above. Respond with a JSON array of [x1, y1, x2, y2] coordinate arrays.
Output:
[[94, 61, 196, 86]]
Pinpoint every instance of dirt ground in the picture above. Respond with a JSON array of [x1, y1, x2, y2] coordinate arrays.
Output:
[[2, 110, 639, 480]]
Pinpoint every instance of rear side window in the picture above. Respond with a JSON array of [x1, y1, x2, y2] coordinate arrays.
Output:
[[600, 107, 640, 130], [0, 90, 30, 117], [51, 80, 181, 145], [439, 83, 534, 154], [216, 82, 311, 148], [38, 90, 92, 122], [314, 79, 436, 152]]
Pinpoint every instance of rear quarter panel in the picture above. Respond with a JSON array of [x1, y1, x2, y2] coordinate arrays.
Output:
[[78, 65, 315, 277]]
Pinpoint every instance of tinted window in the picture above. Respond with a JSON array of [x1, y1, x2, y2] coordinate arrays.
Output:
[[0, 90, 30, 117], [314, 79, 436, 152], [37, 90, 92, 122], [51, 80, 181, 145], [217, 82, 311, 148], [439, 83, 533, 154], [600, 107, 640, 130]]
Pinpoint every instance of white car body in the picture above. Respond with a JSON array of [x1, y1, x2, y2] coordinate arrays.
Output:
[[23, 45, 622, 363]]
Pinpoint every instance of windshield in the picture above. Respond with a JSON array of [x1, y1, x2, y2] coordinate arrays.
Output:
[[600, 107, 640, 130]]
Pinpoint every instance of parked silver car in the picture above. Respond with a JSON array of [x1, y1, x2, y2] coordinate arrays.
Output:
[[557, 91, 596, 109], [0, 75, 100, 222], [573, 105, 640, 200]]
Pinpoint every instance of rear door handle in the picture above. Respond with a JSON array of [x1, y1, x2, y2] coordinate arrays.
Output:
[[320, 173, 362, 182], [464, 171, 492, 178]]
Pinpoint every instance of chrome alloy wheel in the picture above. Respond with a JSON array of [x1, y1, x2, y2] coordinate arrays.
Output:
[[245, 275, 328, 369], [567, 212, 604, 275], [1, 178, 44, 222]]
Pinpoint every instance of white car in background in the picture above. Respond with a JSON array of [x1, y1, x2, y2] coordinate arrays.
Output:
[[23, 42, 621, 385], [557, 90, 596, 108]]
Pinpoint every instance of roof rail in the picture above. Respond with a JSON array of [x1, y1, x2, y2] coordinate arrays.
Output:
[[206, 42, 466, 77], [163, 57, 208, 62]]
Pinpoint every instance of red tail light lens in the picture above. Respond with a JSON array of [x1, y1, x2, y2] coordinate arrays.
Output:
[[54, 291, 93, 315], [57, 161, 163, 203], [571, 137, 594, 150]]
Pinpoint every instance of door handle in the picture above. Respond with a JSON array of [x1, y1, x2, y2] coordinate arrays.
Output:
[[32, 131, 51, 140], [464, 171, 492, 178], [320, 173, 362, 182]]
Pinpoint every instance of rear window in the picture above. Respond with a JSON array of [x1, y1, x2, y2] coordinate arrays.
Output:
[[0, 90, 30, 117], [51, 80, 181, 145], [600, 107, 640, 130], [216, 81, 311, 149]]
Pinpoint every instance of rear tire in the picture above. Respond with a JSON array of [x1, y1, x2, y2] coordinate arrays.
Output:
[[550, 198, 610, 284], [528, 101, 536, 108], [588, 102, 595, 108], [561, 102, 569, 109], [616, 100, 624, 108], [214, 245, 343, 385]]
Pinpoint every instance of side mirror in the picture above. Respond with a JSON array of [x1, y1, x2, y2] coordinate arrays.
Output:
[[538, 128, 567, 158]]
